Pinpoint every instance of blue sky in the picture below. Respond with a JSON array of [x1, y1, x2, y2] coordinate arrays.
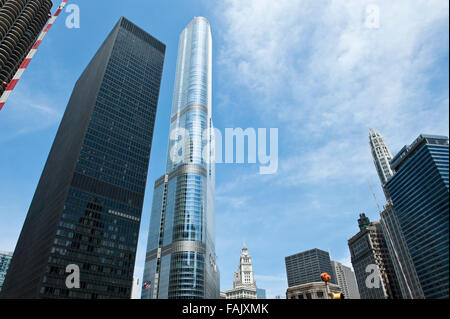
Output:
[[0, 0, 448, 298]]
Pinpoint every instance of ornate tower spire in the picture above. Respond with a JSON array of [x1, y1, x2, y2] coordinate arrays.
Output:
[[225, 245, 258, 299], [234, 245, 256, 289], [369, 128, 394, 186]]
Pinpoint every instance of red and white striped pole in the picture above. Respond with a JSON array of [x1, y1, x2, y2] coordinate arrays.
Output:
[[0, 0, 69, 111]]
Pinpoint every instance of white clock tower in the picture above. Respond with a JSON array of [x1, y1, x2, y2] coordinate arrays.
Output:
[[225, 244, 258, 299]]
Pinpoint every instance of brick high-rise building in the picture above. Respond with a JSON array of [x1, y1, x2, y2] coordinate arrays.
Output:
[[348, 214, 402, 299]]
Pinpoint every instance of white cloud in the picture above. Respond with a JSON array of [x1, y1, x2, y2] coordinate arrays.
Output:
[[0, 85, 62, 143], [336, 255, 353, 270], [217, 0, 449, 185], [216, 194, 250, 209], [276, 140, 375, 185], [213, 1, 447, 290]]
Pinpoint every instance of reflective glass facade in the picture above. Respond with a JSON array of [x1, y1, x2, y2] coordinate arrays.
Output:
[[142, 17, 219, 299], [386, 135, 449, 299], [0, 251, 12, 292], [380, 203, 424, 299], [1, 17, 165, 299]]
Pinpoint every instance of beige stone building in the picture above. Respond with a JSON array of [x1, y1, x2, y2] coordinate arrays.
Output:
[[286, 282, 341, 299], [225, 244, 258, 299]]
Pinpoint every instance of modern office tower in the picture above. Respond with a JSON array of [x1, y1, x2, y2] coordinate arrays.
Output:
[[0, 17, 165, 299], [0, 251, 13, 292], [142, 17, 219, 299], [369, 128, 394, 186], [0, 0, 53, 95], [331, 260, 360, 299], [256, 288, 266, 299], [286, 282, 341, 299], [385, 134, 449, 299], [380, 203, 424, 299], [348, 214, 402, 299], [285, 248, 337, 287], [225, 244, 258, 299]]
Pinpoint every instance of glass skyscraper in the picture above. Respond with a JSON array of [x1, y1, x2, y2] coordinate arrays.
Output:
[[385, 134, 449, 299], [380, 203, 424, 299], [369, 129, 424, 299], [1, 17, 165, 299], [0, 251, 12, 292], [142, 17, 219, 299]]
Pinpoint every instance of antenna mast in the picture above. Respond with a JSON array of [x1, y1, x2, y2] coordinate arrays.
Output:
[[367, 180, 414, 299], [367, 180, 381, 213]]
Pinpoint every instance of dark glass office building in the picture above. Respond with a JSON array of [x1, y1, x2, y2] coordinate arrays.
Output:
[[0, 17, 165, 299], [380, 203, 424, 299], [285, 248, 337, 287], [0, 0, 53, 95], [385, 135, 449, 299], [0, 251, 12, 292]]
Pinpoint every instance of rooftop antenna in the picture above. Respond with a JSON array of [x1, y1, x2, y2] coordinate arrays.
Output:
[[367, 180, 381, 213]]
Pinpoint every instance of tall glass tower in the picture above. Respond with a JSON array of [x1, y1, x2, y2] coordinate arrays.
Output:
[[142, 17, 219, 299], [0, 251, 13, 292], [386, 135, 449, 299]]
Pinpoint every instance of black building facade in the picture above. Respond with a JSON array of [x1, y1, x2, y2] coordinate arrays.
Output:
[[1, 17, 165, 299], [385, 135, 449, 299], [285, 248, 337, 287], [0, 0, 53, 95]]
